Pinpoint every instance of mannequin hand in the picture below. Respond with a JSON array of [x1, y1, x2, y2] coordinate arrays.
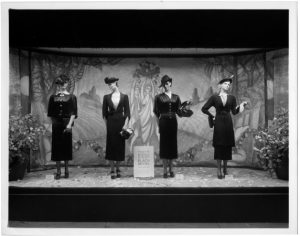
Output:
[[241, 101, 248, 107]]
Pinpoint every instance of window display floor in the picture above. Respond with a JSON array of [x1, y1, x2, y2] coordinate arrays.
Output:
[[9, 167, 288, 188]]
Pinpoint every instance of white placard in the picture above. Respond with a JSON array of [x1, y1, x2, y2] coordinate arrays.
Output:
[[133, 146, 154, 178]]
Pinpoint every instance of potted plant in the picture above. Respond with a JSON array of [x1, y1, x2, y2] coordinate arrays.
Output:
[[9, 113, 46, 181], [254, 108, 289, 180]]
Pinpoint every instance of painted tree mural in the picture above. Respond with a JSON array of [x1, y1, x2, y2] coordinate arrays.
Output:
[[127, 61, 161, 163]]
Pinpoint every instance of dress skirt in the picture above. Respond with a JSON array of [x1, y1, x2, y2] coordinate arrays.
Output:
[[105, 114, 126, 161], [51, 118, 73, 161], [214, 146, 232, 160], [159, 117, 178, 159]]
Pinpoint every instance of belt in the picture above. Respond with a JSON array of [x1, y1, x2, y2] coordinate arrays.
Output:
[[216, 111, 229, 115], [107, 111, 123, 116], [160, 113, 176, 119]]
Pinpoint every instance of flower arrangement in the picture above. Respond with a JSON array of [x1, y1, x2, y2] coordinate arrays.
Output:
[[9, 113, 46, 179], [254, 108, 288, 178]]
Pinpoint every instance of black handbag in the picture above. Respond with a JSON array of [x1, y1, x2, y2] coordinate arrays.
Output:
[[178, 101, 193, 117], [208, 116, 215, 128], [63, 128, 72, 133], [120, 128, 134, 140]]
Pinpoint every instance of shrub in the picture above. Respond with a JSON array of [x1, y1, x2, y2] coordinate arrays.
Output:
[[9, 113, 46, 168], [254, 108, 288, 177]]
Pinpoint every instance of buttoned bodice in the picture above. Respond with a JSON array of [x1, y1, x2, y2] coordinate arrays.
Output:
[[47, 94, 78, 119], [153, 93, 181, 119]]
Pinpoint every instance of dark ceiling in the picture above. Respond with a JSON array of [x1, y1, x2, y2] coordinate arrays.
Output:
[[9, 10, 288, 49]]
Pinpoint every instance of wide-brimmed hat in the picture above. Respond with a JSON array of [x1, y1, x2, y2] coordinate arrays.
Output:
[[104, 77, 119, 84], [159, 75, 172, 88], [55, 75, 70, 85], [218, 75, 233, 85]]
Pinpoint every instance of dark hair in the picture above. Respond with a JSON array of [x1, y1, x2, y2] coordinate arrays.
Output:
[[55, 75, 70, 85]]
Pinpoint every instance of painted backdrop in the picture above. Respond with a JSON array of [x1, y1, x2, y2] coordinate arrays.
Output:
[[9, 49, 288, 168]]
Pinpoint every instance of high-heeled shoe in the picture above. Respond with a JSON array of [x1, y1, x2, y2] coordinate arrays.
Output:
[[64, 172, 69, 179], [54, 173, 61, 180], [163, 173, 168, 178], [217, 174, 223, 179], [169, 171, 175, 178], [110, 171, 116, 179], [116, 169, 121, 178], [217, 171, 224, 179]]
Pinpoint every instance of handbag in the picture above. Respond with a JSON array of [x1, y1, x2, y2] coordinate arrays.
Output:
[[63, 127, 72, 133], [178, 101, 193, 117], [120, 128, 134, 140]]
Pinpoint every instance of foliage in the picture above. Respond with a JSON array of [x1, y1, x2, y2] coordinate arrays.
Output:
[[87, 141, 105, 158], [254, 108, 289, 177], [134, 60, 160, 79], [72, 139, 105, 159], [9, 113, 46, 166]]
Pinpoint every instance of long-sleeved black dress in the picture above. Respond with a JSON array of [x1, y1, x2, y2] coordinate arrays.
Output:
[[47, 93, 78, 161], [153, 93, 182, 160], [102, 93, 130, 161], [201, 94, 240, 160]]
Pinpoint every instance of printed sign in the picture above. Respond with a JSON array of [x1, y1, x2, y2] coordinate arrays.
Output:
[[133, 146, 154, 178]]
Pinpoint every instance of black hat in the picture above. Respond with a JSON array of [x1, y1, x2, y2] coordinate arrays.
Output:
[[159, 75, 172, 88], [104, 77, 119, 84], [55, 75, 70, 85], [218, 75, 233, 85]]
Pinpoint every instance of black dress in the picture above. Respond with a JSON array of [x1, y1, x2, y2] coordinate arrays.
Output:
[[102, 93, 130, 161], [47, 93, 78, 161], [201, 94, 240, 160], [153, 93, 182, 159]]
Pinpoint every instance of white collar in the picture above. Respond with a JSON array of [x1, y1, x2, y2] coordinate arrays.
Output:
[[56, 91, 70, 95], [112, 91, 121, 96], [219, 92, 228, 97]]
